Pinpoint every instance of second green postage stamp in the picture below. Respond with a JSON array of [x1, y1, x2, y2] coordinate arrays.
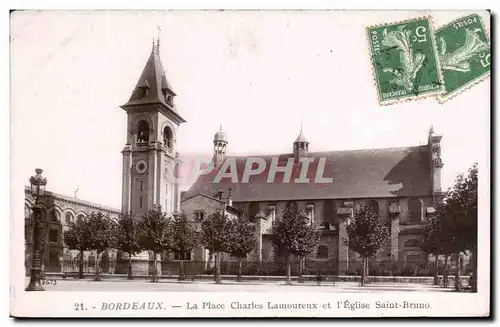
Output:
[[367, 16, 444, 105], [435, 13, 491, 103]]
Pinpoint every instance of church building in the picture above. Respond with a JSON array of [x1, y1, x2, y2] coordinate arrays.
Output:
[[182, 124, 445, 274]]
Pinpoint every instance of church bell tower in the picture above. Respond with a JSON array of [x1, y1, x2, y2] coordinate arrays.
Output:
[[120, 39, 186, 217]]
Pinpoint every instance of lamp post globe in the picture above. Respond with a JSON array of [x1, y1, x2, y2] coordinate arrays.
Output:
[[26, 168, 48, 291]]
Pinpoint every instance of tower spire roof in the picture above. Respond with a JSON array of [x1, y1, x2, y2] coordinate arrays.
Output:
[[122, 38, 185, 123], [294, 118, 309, 143], [214, 124, 228, 143], [156, 25, 161, 55]]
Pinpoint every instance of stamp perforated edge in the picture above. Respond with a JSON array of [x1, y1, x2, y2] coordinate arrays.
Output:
[[365, 14, 445, 107], [436, 12, 491, 104]]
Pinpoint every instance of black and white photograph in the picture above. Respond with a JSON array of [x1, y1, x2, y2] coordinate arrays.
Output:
[[9, 9, 490, 318]]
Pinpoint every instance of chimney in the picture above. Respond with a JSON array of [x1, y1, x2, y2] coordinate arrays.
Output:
[[227, 188, 233, 207]]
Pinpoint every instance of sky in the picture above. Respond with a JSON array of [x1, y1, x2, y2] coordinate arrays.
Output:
[[10, 10, 490, 210]]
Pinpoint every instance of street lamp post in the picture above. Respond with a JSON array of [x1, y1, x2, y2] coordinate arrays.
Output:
[[25, 168, 48, 291]]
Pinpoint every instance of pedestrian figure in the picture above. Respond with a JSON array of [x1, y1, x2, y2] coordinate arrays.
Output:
[[443, 270, 449, 288], [315, 272, 324, 286]]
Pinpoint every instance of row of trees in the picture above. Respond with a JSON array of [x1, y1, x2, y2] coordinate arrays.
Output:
[[421, 163, 478, 292], [340, 163, 478, 290], [64, 208, 199, 281], [63, 206, 257, 282], [62, 202, 390, 285], [270, 202, 391, 286], [335, 163, 478, 289], [199, 209, 256, 283]]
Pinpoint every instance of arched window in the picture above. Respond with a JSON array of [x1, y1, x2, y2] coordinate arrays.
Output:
[[163, 126, 173, 148], [49, 228, 59, 243], [50, 210, 60, 222], [248, 202, 260, 220], [65, 212, 74, 225], [323, 199, 337, 225], [404, 239, 421, 248], [408, 198, 422, 223], [286, 201, 297, 212], [136, 120, 149, 143], [366, 199, 379, 214], [317, 245, 329, 259], [77, 214, 85, 222]]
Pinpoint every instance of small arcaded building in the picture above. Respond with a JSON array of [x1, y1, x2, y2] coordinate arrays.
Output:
[[24, 187, 121, 275]]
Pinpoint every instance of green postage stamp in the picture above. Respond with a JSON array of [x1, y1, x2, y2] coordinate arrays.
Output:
[[435, 14, 491, 103], [367, 16, 444, 105]]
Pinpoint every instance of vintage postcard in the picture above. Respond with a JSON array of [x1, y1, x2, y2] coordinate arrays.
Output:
[[10, 10, 490, 318]]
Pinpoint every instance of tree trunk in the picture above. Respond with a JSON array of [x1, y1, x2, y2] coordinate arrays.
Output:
[[433, 254, 439, 285], [208, 250, 214, 269], [128, 252, 133, 280], [298, 256, 304, 283], [79, 249, 84, 279], [454, 253, 461, 292], [286, 254, 292, 285], [443, 254, 449, 288], [179, 260, 185, 281], [152, 251, 158, 283], [471, 249, 477, 293], [424, 253, 429, 271], [237, 257, 242, 282], [94, 251, 101, 281], [214, 252, 221, 284], [366, 257, 370, 282], [360, 257, 367, 286]]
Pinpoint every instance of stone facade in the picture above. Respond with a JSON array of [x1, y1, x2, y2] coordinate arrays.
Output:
[[182, 126, 445, 274], [24, 187, 121, 275], [181, 192, 243, 267], [180, 194, 438, 274]]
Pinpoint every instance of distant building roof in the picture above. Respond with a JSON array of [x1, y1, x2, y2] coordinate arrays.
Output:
[[181, 192, 242, 215], [294, 130, 309, 143], [24, 186, 121, 214], [214, 127, 228, 143], [182, 145, 432, 202]]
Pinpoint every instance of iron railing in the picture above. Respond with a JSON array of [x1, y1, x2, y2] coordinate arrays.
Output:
[[29, 258, 473, 278]]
